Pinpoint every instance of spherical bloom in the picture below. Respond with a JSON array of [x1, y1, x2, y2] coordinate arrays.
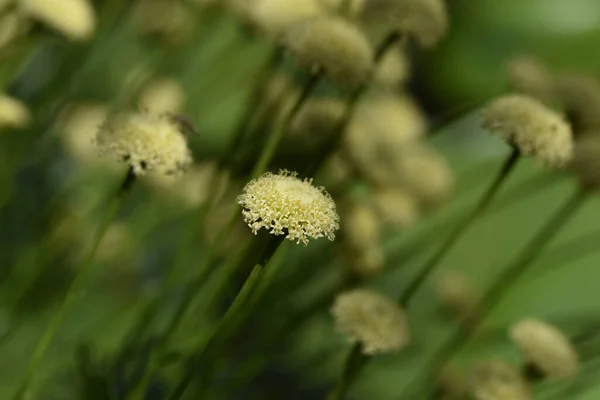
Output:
[[469, 360, 531, 400], [331, 289, 409, 354], [138, 77, 185, 114], [133, 0, 196, 45], [0, 94, 30, 129], [371, 188, 419, 229], [570, 135, 600, 190], [555, 73, 600, 133], [363, 0, 449, 48], [319, 0, 364, 18], [250, 0, 324, 37], [342, 200, 380, 250], [344, 244, 384, 278], [434, 270, 478, 321], [510, 318, 579, 380], [324, 152, 353, 190], [237, 170, 339, 246], [0, 11, 30, 50], [94, 111, 193, 176], [288, 97, 346, 151], [482, 94, 573, 168], [507, 55, 554, 104], [373, 44, 410, 90], [282, 16, 374, 87], [20, 0, 96, 41]]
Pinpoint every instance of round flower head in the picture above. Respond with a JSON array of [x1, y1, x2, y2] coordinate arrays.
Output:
[[0, 11, 31, 50], [237, 170, 339, 246], [483, 94, 573, 168], [507, 55, 554, 104], [289, 97, 345, 152], [282, 16, 374, 87], [469, 360, 531, 400], [20, 0, 96, 41], [342, 200, 380, 250], [555, 74, 600, 133], [331, 289, 409, 354], [434, 270, 478, 321], [373, 43, 410, 90], [363, 0, 449, 48], [344, 244, 384, 278], [0, 94, 30, 129], [510, 318, 579, 380], [250, 0, 324, 37], [94, 111, 193, 176], [133, 0, 196, 45], [319, 0, 365, 18], [570, 135, 600, 190], [138, 77, 185, 114], [371, 188, 419, 229]]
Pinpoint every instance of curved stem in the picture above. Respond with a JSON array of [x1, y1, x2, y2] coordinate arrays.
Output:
[[13, 169, 134, 400], [399, 188, 589, 399]]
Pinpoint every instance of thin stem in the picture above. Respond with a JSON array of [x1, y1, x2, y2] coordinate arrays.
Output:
[[399, 188, 589, 399], [13, 169, 134, 400], [398, 148, 520, 307]]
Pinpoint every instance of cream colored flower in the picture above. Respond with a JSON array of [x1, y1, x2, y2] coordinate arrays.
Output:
[[344, 243, 384, 278], [371, 188, 419, 229], [20, 0, 95, 41], [555, 73, 600, 133], [0, 94, 30, 129], [570, 135, 600, 190], [94, 111, 193, 176], [507, 55, 554, 104], [237, 170, 339, 245], [289, 97, 345, 151], [138, 77, 185, 114], [133, 0, 196, 45], [469, 360, 531, 400], [434, 270, 478, 320], [331, 289, 409, 354], [510, 318, 579, 380], [57, 102, 109, 165], [282, 16, 373, 87], [373, 44, 410, 90], [0, 11, 31, 49], [342, 200, 380, 250], [250, 0, 324, 37], [482, 94, 573, 168]]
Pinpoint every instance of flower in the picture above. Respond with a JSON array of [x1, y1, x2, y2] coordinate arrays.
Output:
[[371, 188, 419, 229], [288, 97, 345, 151], [342, 200, 380, 250], [282, 16, 373, 87], [555, 73, 600, 133], [507, 54, 554, 104], [482, 94, 573, 168], [138, 77, 185, 114], [434, 270, 478, 321], [570, 135, 600, 190], [373, 43, 410, 90], [20, 0, 96, 41], [94, 111, 193, 176], [510, 318, 579, 380], [250, 0, 324, 37], [469, 360, 531, 400], [237, 170, 339, 245], [0, 94, 30, 129], [331, 289, 410, 354]]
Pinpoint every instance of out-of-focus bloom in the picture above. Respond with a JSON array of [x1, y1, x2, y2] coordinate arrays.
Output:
[[342, 200, 380, 250], [20, 0, 96, 41], [482, 94, 573, 168], [570, 135, 600, 190], [346, 244, 384, 278], [289, 97, 345, 151], [434, 270, 478, 321], [331, 289, 410, 355], [282, 16, 374, 87], [507, 55, 554, 104], [138, 77, 185, 114], [324, 152, 353, 190], [555, 74, 600, 133], [250, 0, 324, 37], [0, 11, 31, 49], [144, 162, 219, 209], [344, 94, 426, 185], [373, 44, 410, 90], [371, 188, 418, 229], [94, 111, 193, 176], [0, 94, 30, 129], [436, 366, 468, 400], [363, 0, 449, 48], [469, 360, 531, 400], [237, 170, 339, 245], [133, 0, 196, 45], [510, 318, 579, 380]]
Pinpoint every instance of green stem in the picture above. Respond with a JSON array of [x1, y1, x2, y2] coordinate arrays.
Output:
[[12, 169, 135, 400], [399, 188, 589, 399]]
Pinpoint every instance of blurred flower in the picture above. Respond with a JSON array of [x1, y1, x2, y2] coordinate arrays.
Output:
[[0, 11, 31, 50], [510, 318, 579, 380], [570, 135, 600, 190], [324, 152, 354, 191], [370, 187, 419, 229], [237, 170, 339, 245], [138, 77, 185, 114], [340, 200, 383, 277], [0, 94, 30, 129], [364, 0, 449, 48], [319, 0, 364, 18], [20, 0, 95, 41], [469, 360, 531, 400], [507, 55, 554, 105], [331, 289, 410, 355], [250, 0, 324, 37], [133, 0, 196, 45], [434, 270, 478, 321], [555, 74, 600, 133], [95, 111, 193, 176], [289, 97, 345, 151], [483, 94, 573, 168], [282, 16, 374, 87], [373, 44, 410, 90]]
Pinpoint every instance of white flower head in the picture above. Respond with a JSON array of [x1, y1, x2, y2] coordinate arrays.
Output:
[[469, 360, 531, 400], [510, 318, 579, 380], [20, 0, 96, 41], [482, 94, 573, 168], [94, 110, 193, 176], [237, 170, 339, 246], [331, 289, 409, 355]]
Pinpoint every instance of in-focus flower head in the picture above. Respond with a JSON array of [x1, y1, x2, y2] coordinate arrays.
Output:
[[469, 360, 531, 400], [250, 0, 324, 37], [95, 110, 193, 176], [331, 288, 410, 354], [510, 318, 579, 380], [0, 94, 30, 129], [20, 0, 96, 41], [570, 135, 600, 190], [282, 16, 374, 87], [483, 94, 573, 168], [237, 170, 339, 246]]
